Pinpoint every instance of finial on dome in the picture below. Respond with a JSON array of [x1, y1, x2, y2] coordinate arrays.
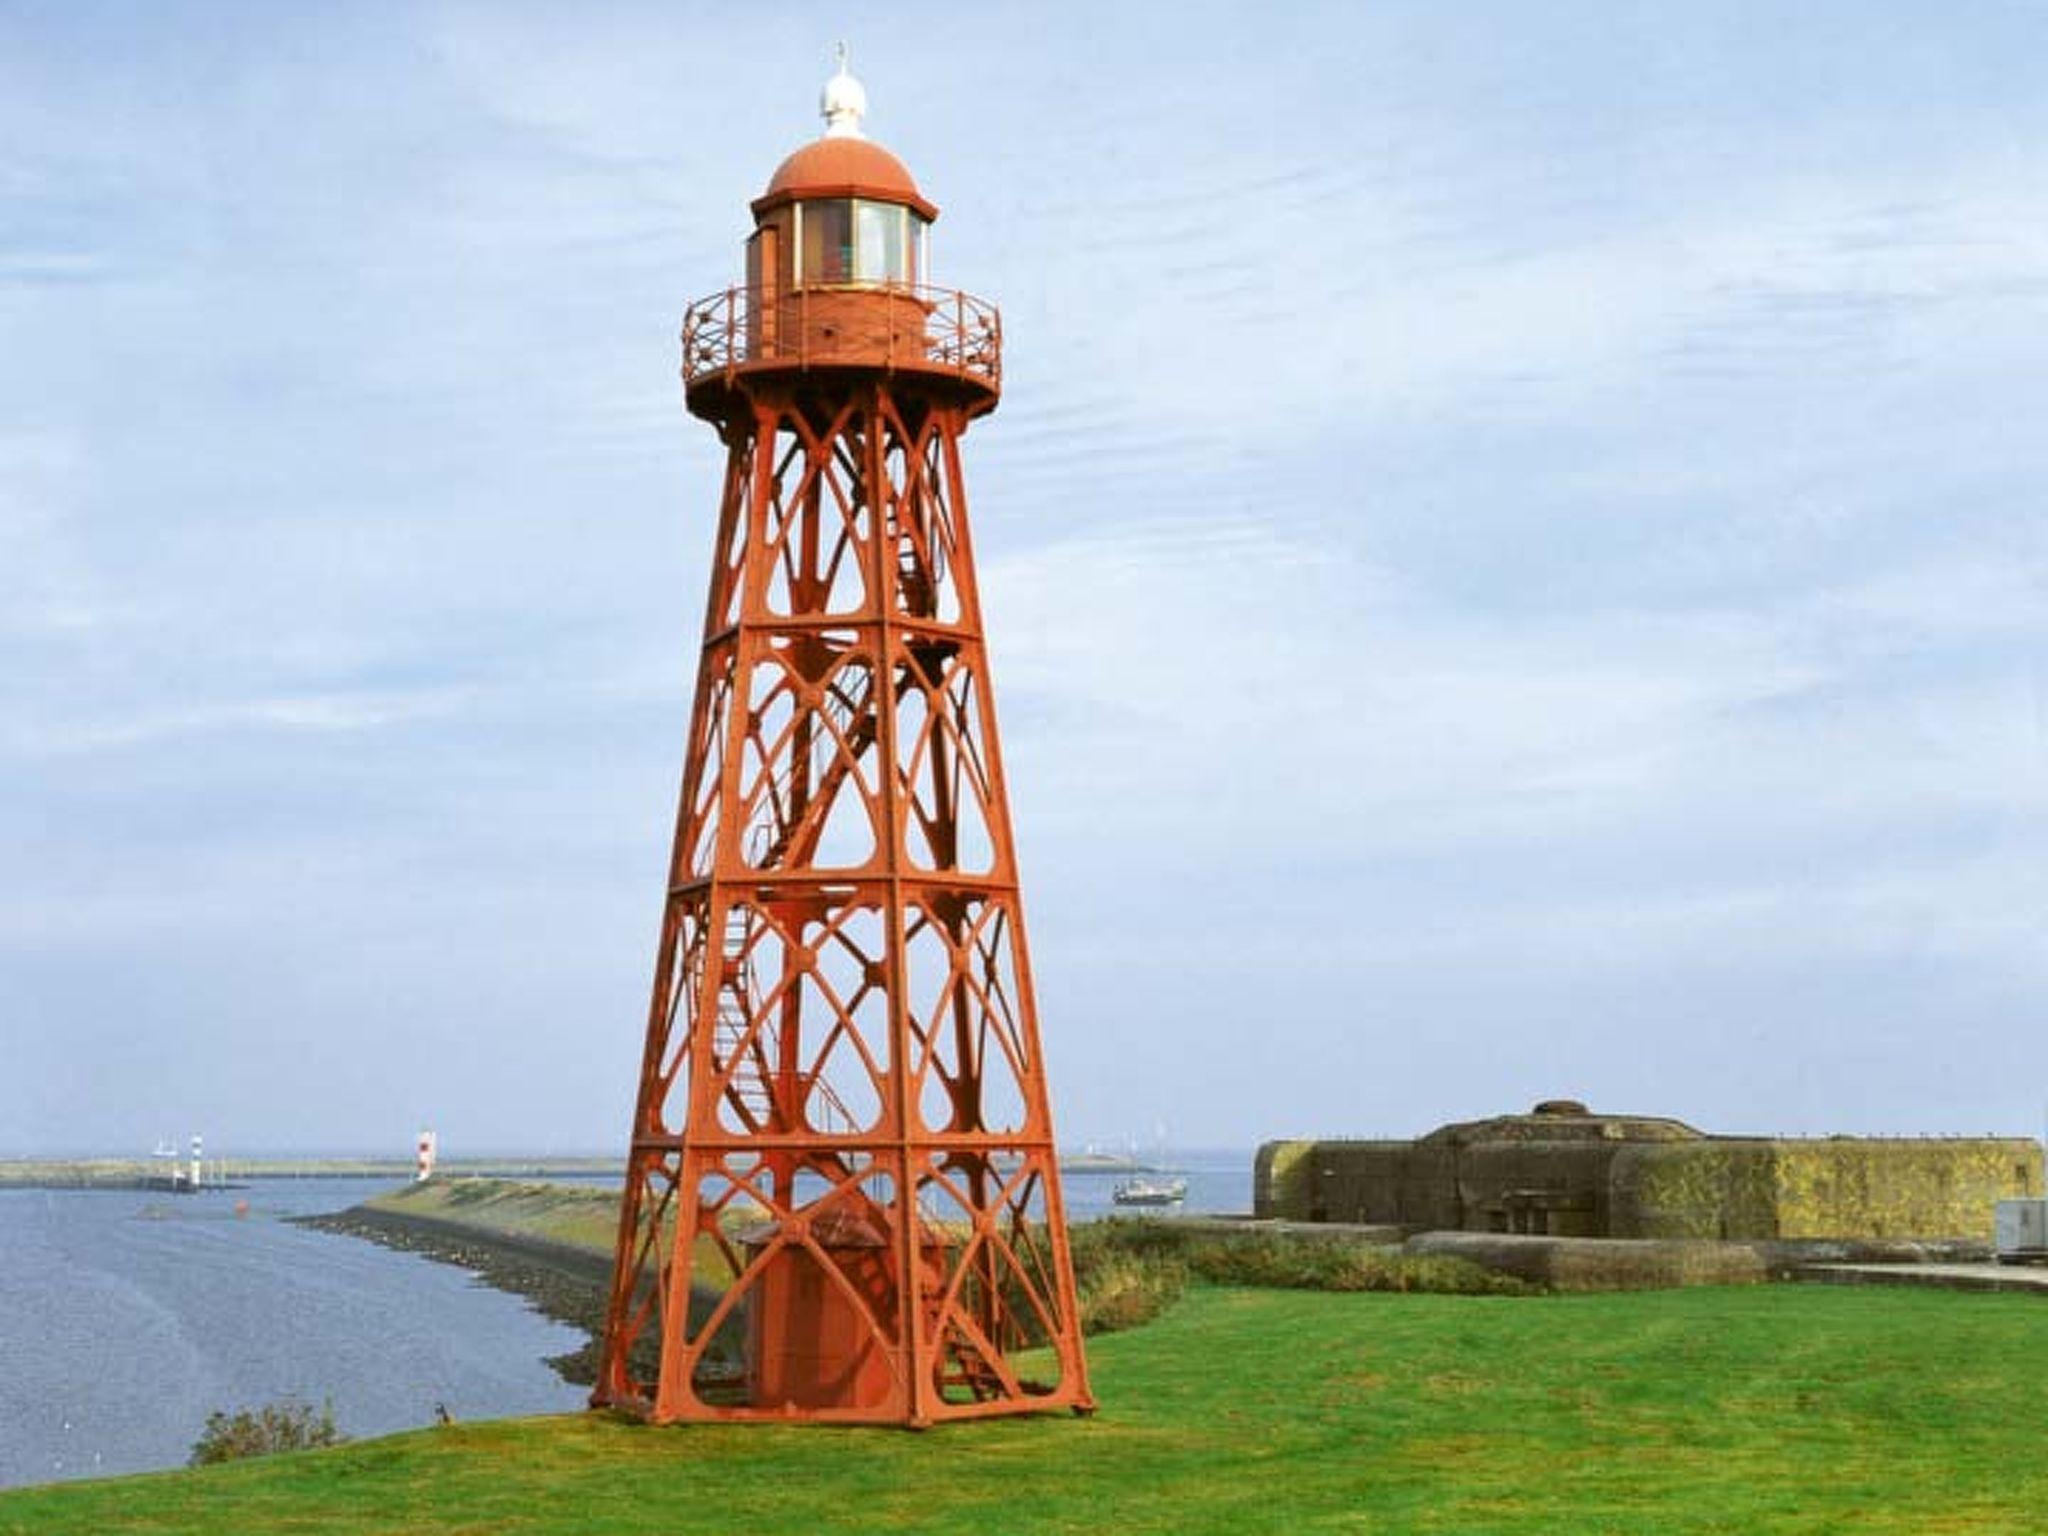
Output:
[[821, 42, 867, 139]]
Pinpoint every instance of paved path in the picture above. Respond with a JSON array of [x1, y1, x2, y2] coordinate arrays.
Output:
[[1795, 1262, 2048, 1295]]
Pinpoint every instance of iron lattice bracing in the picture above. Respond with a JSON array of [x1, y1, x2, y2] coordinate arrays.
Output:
[[594, 365, 1093, 1424]]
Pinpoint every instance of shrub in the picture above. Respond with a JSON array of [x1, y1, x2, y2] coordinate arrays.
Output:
[[1008, 1220, 1537, 1346], [189, 1398, 347, 1466], [1183, 1234, 1534, 1295], [1074, 1248, 1188, 1336], [1071, 1220, 1537, 1311]]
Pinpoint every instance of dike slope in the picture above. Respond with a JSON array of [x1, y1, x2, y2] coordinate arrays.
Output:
[[297, 1180, 623, 1384]]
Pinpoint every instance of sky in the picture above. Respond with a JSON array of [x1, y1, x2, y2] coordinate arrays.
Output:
[[2, 2, 2044, 1156]]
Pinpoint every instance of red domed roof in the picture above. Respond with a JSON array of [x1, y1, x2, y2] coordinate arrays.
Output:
[[754, 135, 937, 222]]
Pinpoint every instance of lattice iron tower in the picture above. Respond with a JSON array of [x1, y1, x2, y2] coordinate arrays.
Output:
[[593, 56, 1094, 1425]]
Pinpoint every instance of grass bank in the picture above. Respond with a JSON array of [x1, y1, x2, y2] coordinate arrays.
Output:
[[9, 1283, 2048, 1534], [355, 1177, 622, 1253]]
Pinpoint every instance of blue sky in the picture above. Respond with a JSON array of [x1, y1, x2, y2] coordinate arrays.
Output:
[[3, 2, 2044, 1155]]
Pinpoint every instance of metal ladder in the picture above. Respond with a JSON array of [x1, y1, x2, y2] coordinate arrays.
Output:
[[891, 505, 942, 617], [711, 901, 858, 1137], [929, 1293, 1008, 1402], [713, 905, 774, 1130], [743, 675, 869, 869]]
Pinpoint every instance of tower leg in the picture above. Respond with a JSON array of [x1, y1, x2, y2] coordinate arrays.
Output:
[[596, 382, 1091, 1424]]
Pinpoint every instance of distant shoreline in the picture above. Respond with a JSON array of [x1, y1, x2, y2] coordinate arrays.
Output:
[[1, 1150, 1154, 1192], [0, 1157, 619, 1191]]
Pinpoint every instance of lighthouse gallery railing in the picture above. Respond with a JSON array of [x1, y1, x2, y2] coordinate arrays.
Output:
[[681, 283, 1002, 388]]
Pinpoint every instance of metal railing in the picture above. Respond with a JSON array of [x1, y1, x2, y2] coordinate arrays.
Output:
[[681, 283, 1002, 389]]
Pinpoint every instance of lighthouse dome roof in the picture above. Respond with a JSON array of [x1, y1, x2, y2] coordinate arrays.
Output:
[[757, 135, 936, 220]]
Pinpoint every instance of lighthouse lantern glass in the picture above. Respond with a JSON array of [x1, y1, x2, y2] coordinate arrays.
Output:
[[795, 199, 923, 286], [855, 201, 906, 282], [799, 199, 850, 283]]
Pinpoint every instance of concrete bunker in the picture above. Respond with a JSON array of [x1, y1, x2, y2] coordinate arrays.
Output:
[[1256, 1101, 2042, 1241]]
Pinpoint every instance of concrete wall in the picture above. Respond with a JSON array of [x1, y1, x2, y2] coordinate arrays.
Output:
[[1257, 1134, 2044, 1240], [1254, 1140, 1430, 1225], [1454, 1140, 1613, 1236], [1611, 1139, 2042, 1240], [1252, 1141, 1316, 1220]]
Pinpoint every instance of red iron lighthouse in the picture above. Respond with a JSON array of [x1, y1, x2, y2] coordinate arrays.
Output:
[[593, 54, 1093, 1426]]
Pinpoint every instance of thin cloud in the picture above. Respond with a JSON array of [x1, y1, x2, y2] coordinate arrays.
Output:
[[2, 3, 2043, 1150], [3, 689, 473, 760]]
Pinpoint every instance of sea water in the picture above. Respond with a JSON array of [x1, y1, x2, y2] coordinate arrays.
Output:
[[547, 1148, 1256, 1220], [1054, 1147, 1252, 1221], [0, 1152, 1255, 1491], [0, 1179, 584, 1490]]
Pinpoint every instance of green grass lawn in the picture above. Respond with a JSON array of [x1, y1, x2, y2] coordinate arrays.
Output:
[[8, 1282, 2047, 1535]]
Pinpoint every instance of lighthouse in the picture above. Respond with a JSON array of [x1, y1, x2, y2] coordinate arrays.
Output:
[[594, 53, 1093, 1426]]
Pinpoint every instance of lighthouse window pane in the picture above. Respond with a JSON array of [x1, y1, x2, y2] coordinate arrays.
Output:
[[800, 200, 853, 284], [853, 200, 906, 282]]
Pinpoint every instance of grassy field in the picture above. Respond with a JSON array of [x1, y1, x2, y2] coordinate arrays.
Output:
[[7, 1282, 2048, 1534]]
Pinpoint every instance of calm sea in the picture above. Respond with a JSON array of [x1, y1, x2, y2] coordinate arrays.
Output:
[[0, 1152, 1252, 1491], [0, 1178, 583, 1491], [1051, 1147, 1252, 1222], [548, 1148, 1255, 1221]]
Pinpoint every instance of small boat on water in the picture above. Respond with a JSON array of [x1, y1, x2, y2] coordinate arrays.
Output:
[[1111, 1176, 1187, 1208]]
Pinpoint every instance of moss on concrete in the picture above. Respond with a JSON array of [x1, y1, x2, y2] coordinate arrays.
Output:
[[1610, 1142, 1780, 1239], [1771, 1140, 2040, 1239], [1263, 1123, 2042, 1241], [1610, 1140, 2041, 1240], [1252, 1141, 1316, 1219]]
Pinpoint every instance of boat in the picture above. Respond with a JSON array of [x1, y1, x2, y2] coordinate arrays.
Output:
[[1111, 1176, 1187, 1208]]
